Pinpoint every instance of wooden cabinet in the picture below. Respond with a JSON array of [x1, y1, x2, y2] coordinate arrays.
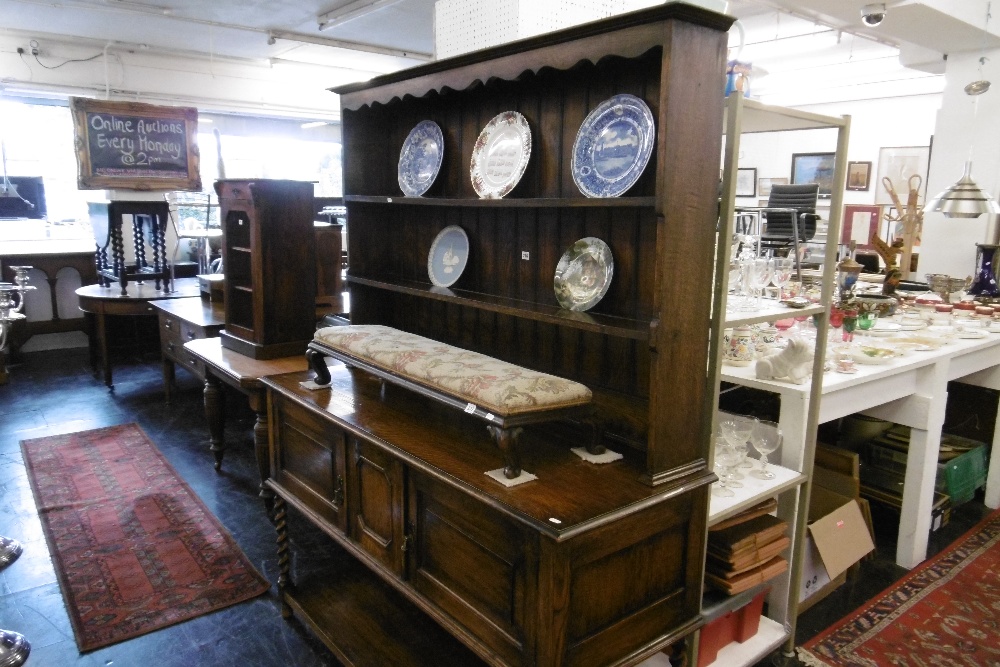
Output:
[[265, 4, 737, 666], [266, 371, 708, 667], [215, 179, 317, 359]]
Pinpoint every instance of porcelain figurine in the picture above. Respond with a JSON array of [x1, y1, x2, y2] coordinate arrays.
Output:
[[755, 337, 812, 384]]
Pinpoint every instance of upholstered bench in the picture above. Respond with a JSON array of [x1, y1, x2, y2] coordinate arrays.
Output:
[[306, 325, 599, 479]]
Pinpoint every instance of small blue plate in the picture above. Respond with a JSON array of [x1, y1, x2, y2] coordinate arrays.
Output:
[[398, 120, 444, 197], [571, 94, 654, 198], [428, 225, 469, 287]]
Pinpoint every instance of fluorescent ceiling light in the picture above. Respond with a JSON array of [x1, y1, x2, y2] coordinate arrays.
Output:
[[737, 31, 841, 61], [318, 0, 404, 31]]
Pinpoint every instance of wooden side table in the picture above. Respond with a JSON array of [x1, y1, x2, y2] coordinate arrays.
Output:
[[150, 297, 225, 402], [76, 277, 200, 389], [183, 336, 308, 506]]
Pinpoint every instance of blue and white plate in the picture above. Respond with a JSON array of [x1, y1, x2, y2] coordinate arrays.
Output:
[[398, 120, 444, 197], [571, 94, 654, 198], [428, 225, 469, 288]]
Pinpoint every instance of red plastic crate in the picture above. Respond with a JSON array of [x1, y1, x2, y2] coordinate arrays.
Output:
[[697, 588, 768, 667]]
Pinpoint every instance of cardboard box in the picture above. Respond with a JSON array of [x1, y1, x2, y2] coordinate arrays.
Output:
[[798, 445, 876, 612], [867, 440, 987, 507], [798, 485, 875, 608]]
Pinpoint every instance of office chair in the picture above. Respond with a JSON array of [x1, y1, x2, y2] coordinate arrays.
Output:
[[165, 191, 222, 290], [758, 183, 820, 280]]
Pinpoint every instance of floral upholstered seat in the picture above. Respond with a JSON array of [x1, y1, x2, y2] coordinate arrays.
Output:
[[312, 325, 592, 417]]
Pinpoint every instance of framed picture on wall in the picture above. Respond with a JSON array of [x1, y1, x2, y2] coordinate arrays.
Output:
[[846, 161, 872, 191], [875, 146, 930, 206], [736, 168, 757, 197], [791, 152, 835, 198], [840, 204, 883, 250], [758, 177, 787, 198]]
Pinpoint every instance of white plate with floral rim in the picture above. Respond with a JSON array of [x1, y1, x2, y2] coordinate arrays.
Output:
[[398, 120, 444, 197], [470, 111, 531, 199], [571, 94, 654, 198]]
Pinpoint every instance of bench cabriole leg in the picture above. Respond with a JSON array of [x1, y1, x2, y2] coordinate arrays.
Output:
[[487, 425, 523, 479]]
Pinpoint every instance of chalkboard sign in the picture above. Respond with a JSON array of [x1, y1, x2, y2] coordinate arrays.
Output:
[[70, 98, 201, 191]]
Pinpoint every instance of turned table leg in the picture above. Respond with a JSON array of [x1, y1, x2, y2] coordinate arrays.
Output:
[[248, 389, 275, 512], [203, 374, 226, 470], [274, 495, 293, 619], [96, 312, 113, 390], [487, 425, 524, 479]]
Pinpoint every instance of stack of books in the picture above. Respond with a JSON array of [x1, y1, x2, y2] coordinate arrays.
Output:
[[706, 501, 789, 595]]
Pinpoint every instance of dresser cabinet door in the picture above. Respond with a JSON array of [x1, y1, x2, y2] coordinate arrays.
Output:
[[270, 396, 347, 533], [349, 437, 406, 576], [407, 472, 532, 666]]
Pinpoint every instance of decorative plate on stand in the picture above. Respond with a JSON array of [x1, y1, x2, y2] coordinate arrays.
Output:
[[571, 94, 654, 198], [428, 225, 469, 287], [554, 237, 614, 311], [470, 111, 531, 199], [398, 120, 444, 197]]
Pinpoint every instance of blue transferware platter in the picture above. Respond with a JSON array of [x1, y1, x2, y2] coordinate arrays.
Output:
[[553, 237, 614, 312], [571, 94, 654, 198], [428, 225, 469, 288], [398, 120, 444, 197]]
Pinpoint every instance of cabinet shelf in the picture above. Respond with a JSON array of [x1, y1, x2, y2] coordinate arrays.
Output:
[[348, 275, 651, 340], [708, 462, 806, 527], [345, 194, 657, 209], [724, 302, 825, 328], [703, 616, 787, 667]]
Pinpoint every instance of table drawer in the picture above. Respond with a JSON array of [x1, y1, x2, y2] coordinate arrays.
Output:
[[163, 338, 206, 378], [217, 181, 252, 202], [159, 313, 183, 344], [180, 320, 212, 343]]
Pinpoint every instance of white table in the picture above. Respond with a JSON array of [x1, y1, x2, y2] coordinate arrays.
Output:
[[722, 332, 1000, 569]]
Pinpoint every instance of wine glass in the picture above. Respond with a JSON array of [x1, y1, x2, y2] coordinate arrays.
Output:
[[750, 420, 782, 480], [713, 443, 742, 497], [720, 416, 755, 476], [771, 257, 794, 300], [748, 258, 774, 310]]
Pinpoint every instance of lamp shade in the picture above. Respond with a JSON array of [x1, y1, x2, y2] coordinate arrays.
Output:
[[927, 160, 1000, 219]]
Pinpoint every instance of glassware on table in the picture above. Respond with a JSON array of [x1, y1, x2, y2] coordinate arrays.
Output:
[[750, 420, 782, 480], [841, 308, 858, 342], [858, 311, 878, 331], [771, 257, 794, 300], [713, 443, 742, 497]]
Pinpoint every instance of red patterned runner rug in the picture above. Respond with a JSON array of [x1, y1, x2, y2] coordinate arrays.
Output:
[[797, 507, 1000, 667], [21, 423, 270, 652]]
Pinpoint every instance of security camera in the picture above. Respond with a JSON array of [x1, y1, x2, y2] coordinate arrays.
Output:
[[861, 3, 886, 27]]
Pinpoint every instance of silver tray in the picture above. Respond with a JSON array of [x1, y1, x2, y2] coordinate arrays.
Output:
[[554, 237, 613, 311]]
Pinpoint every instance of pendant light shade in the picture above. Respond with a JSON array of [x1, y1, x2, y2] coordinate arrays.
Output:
[[927, 160, 1000, 219]]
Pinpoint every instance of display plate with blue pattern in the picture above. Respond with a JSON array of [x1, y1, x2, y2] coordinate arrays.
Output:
[[398, 120, 444, 197], [571, 94, 654, 198], [428, 225, 469, 288]]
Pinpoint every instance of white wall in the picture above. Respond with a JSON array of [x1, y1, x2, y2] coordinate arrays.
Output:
[[0, 33, 348, 120], [732, 93, 941, 259], [921, 47, 1000, 278]]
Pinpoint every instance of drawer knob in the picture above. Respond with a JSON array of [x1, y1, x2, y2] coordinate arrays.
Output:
[[186, 331, 196, 339], [164, 320, 173, 330]]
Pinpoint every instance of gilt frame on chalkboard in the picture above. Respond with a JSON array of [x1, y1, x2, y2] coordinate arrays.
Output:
[[70, 98, 201, 191]]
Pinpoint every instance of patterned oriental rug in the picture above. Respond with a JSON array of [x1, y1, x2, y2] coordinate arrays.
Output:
[[798, 508, 1000, 667], [21, 423, 270, 652]]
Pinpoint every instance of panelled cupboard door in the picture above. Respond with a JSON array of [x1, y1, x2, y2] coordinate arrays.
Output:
[[349, 437, 407, 576], [407, 472, 533, 666], [270, 395, 348, 533]]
